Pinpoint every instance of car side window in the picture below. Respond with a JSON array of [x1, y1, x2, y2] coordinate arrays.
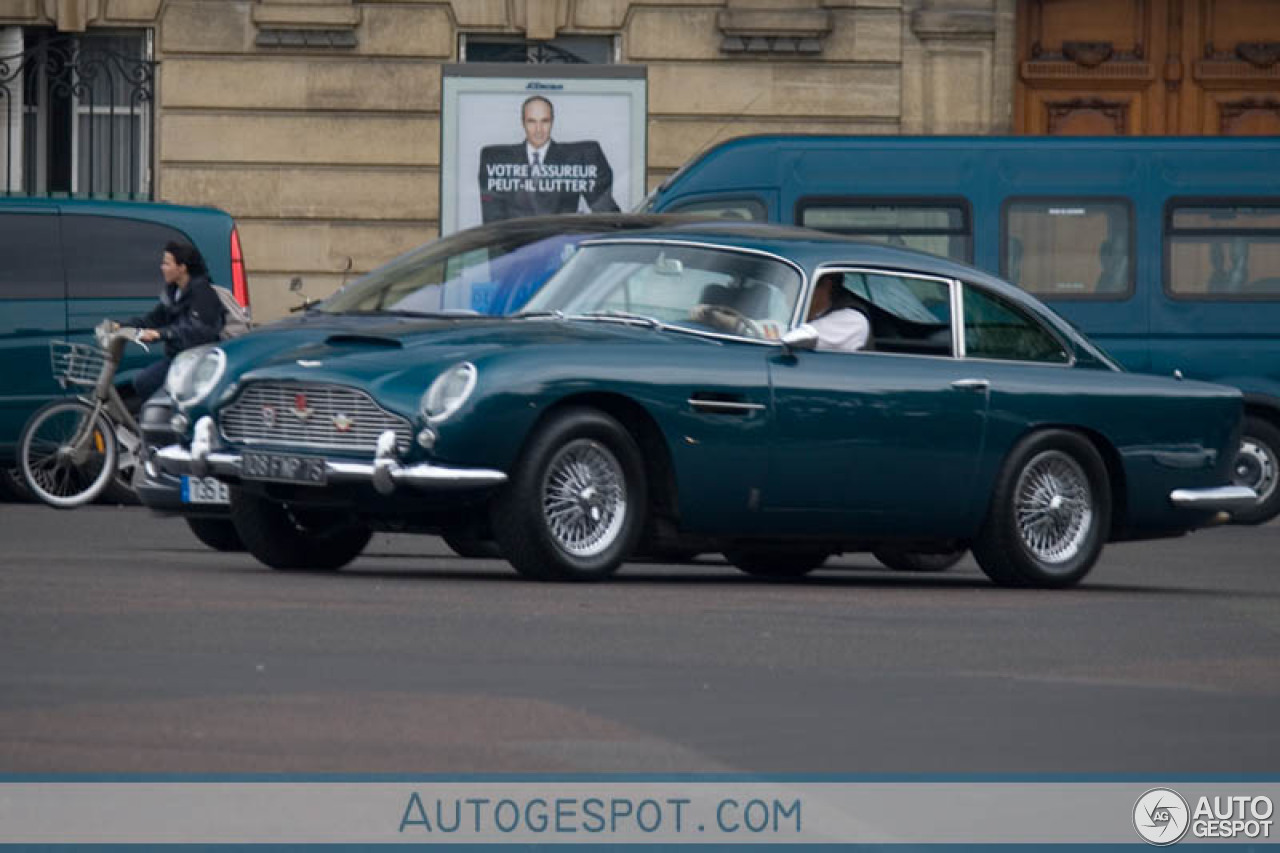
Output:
[[963, 284, 1069, 363], [0, 213, 64, 300], [833, 271, 953, 356], [63, 215, 192, 300]]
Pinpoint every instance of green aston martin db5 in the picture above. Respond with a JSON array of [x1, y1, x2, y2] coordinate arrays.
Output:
[[154, 222, 1255, 587]]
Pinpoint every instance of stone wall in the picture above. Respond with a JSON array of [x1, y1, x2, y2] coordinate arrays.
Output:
[[1, 0, 1011, 320]]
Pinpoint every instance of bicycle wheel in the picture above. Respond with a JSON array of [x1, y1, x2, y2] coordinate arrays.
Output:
[[19, 399, 118, 509]]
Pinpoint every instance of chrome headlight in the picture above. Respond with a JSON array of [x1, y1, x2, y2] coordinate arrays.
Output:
[[165, 346, 226, 408], [420, 362, 477, 424]]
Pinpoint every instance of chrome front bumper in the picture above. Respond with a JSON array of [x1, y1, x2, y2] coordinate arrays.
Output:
[[154, 416, 506, 496], [1169, 485, 1257, 514]]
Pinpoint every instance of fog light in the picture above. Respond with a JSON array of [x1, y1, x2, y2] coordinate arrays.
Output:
[[417, 427, 437, 450], [170, 413, 189, 433]]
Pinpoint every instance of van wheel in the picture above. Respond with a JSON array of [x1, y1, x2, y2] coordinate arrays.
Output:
[[491, 408, 645, 582], [185, 517, 245, 552], [229, 487, 371, 571], [973, 430, 1110, 589], [1229, 415, 1279, 525], [723, 546, 828, 579]]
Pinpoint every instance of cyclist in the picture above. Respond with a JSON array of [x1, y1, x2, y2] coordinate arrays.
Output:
[[123, 241, 225, 405]]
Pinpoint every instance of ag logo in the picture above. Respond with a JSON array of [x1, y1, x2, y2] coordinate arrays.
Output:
[[1134, 788, 1190, 845]]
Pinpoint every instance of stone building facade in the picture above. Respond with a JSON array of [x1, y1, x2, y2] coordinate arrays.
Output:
[[0, 0, 1225, 318]]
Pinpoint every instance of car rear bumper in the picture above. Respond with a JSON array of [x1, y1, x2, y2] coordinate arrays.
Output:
[[1169, 485, 1257, 514], [154, 416, 507, 495]]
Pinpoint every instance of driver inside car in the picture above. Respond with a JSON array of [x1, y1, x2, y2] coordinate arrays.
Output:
[[798, 273, 871, 353]]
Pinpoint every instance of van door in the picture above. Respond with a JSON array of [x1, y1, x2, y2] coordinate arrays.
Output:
[[0, 208, 67, 462]]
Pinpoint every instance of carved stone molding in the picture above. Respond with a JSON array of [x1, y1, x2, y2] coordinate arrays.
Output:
[[717, 8, 832, 55], [1046, 97, 1128, 135], [252, 0, 361, 50], [910, 9, 995, 42], [41, 0, 100, 32]]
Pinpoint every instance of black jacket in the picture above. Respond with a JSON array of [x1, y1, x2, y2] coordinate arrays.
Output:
[[129, 274, 225, 358]]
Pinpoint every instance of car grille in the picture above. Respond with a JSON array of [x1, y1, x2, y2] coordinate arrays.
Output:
[[218, 382, 413, 455]]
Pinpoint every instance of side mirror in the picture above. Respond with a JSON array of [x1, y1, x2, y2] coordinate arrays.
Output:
[[289, 276, 304, 293], [780, 325, 819, 353]]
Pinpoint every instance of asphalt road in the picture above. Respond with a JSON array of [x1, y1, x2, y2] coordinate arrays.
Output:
[[0, 504, 1276, 774]]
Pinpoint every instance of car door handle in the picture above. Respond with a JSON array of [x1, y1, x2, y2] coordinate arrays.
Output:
[[688, 394, 765, 415], [950, 378, 990, 391]]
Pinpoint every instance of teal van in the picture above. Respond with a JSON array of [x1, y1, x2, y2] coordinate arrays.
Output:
[[644, 136, 1280, 523], [0, 198, 248, 497]]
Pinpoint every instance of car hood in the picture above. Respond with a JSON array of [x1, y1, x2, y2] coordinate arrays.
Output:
[[217, 313, 721, 403]]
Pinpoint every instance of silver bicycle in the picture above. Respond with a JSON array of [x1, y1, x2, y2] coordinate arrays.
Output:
[[18, 321, 148, 509]]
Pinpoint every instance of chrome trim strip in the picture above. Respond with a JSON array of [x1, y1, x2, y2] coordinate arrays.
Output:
[[1169, 485, 1257, 512], [688, 399, 766, 412]]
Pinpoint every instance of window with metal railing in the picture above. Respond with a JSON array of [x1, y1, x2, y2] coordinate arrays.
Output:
[[1, 28, 154, 198]]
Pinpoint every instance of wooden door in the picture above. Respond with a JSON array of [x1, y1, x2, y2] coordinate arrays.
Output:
[[1016, 0, 1280, 135]]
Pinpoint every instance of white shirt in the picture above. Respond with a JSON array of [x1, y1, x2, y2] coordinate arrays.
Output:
[[526, 143, 550, 166], [802, 308, 870, 353]]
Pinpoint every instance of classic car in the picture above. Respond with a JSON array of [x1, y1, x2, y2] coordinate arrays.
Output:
[[153, 222, 1255, 587], [134, 213, 686, 554]]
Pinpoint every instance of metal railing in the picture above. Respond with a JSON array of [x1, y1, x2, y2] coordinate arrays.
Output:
[[1, 32, 155, 198]]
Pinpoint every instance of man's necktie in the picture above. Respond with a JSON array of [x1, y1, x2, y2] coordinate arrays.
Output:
[[531, 152, 541, 167]]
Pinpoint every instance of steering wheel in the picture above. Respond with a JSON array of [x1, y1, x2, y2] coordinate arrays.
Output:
[[689, 303, 765, 339]]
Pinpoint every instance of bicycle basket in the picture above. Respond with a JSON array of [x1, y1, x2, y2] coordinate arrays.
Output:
[[50, 341, 107, 387]]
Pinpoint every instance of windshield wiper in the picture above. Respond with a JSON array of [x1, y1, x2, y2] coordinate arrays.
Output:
[[514, 309, 566, 320], [575, 310, 664, 330]]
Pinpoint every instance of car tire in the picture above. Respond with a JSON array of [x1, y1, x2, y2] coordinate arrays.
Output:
[[229, 487, 371, 571], [185, 517, 246, 552], [723, 546, 828, 579], [873, 547, 966, 573], [972, 429, 1110, 588], [491, 407, 646, 582], [1229, 415, 1280, 525], [441, 531, 501, 559]]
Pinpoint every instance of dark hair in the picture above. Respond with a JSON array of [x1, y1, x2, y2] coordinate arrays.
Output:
[[521, 95, 554, 121], [164, 240, 208, 277]]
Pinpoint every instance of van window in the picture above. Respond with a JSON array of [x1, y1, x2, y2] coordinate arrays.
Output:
[[1166, 202, 1280, 299], [0, 213, 63, 300], [667, 197, 766, 222], [1004, 199, 1133, 299], [799, 200, 971, 262], [63, 216, 191, 299], [963, 284, 1069, 364]]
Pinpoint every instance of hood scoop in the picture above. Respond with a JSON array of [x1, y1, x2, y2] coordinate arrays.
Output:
[[322, 334, 404, 349]]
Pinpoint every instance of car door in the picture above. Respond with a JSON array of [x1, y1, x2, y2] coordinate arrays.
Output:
[[763, 270, 990, 537], [0, 207, 67, 462]]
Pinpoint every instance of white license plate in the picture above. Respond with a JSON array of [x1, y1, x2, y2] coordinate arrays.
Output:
[[182, 475, 229, 505]]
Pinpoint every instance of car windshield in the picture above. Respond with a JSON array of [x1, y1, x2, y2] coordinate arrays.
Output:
[[318, 227, 587, 316], [522, 242, 803, 340]]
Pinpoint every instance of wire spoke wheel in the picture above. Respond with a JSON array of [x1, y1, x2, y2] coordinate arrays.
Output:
[[1014, 449, 1093, 567], [540, 438, 628, 558], [19, 400, 117, 509]]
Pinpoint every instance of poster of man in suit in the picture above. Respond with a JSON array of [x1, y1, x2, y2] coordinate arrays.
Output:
[[440, 66, 647, 235], [477, 95, 620, 223]]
